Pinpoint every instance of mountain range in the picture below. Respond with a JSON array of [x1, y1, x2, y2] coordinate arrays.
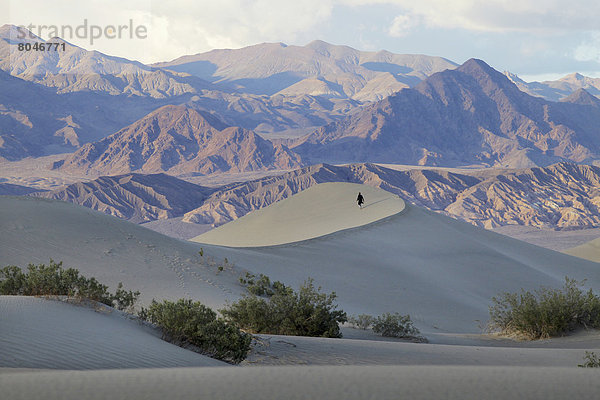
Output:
[[183, 161, 600, 230], [36, 160, 600, 231], [505, 72, 600, 102], [54, 105, 302, 175], [0, 25, 212, 98], [3, 23, 600, 170], [0, 68, 168, 160], [4, 26, 600, 233], [0, 25, 463, 160], [33, 172, 213, 223], [35, 57, 600, 176], [291, 59, 600, 168], [153, 40, 458, 101]]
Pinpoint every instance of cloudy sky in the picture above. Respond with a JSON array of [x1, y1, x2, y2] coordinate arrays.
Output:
[[3, 0, 600, 81]]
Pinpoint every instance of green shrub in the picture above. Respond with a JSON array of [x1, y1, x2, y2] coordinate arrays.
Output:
[[140, 299, 251, 363], [0, 260, 139, 310], [489, 277, 600, 339], [348, 314, 376, 330], [579, 351, 600, 368], [372, 312, 421, 338], [238, 272, 289, 297], [111, 282, 141, 312], [222, 278, 347, 338]]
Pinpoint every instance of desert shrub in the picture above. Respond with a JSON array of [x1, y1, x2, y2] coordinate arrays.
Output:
[[0, 260, 139, 310], [488, 277, 600, 339], [140, 299, 251, 363], [579, 351, 600, 368], [0, 266, 27, 295], [238, 272, 289, 297], [111, 282, 141, 312], [372, 312, 421, 338], [348, 314, 376, 330], [222, 278, 347, 338]]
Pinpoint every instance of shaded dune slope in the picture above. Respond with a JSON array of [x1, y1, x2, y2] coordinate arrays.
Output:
[[0, 296, 226, 370]]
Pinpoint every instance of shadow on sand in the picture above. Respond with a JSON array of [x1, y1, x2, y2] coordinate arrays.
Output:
[[361, 197, 393, 209]]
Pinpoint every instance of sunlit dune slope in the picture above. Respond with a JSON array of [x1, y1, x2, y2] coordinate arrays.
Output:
[[191, 183, 405, 247]]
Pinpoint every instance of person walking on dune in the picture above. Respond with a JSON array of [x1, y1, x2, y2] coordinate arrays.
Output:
[[357, 192, 364, 209]]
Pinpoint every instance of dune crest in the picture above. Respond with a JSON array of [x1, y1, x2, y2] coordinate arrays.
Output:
[[191, 183, 405, 247], [564, 238, 600, 263]]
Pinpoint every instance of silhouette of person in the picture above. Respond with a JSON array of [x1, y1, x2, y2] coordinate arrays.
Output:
[[357, 192, 364, 209]]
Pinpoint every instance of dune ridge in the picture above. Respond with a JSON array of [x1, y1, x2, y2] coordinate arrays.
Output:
[[192, 182, 405, 247]]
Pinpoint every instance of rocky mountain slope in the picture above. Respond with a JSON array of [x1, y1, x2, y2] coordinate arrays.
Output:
[[0, 182, 43, 195], [33, 173, 213, 223], [181, 163, 479, 225], [0, 65, 360, 160], [0, 70, 171, 160], [54, 105, 303, 175], [35, 160, 600, 230], [153, 40, 458, 101], [291, 59, 600, 168], [1, 26, 369, 160], [183, 162, 600, 230], [0, 25, 212, 98], [445, 162, 600, 229]]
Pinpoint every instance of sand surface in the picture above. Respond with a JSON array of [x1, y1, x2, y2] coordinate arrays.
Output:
[[192, 182, 405, 247], [198, 202, 600, 333], [493, 225, 600, 251], [4, 188, 600, 335], [141, 217, 213, 240], [3, 365, 600, 400], [243, 329, 600, 366], [4, 185, 600, 395], [0, 296, 226, 370], [0, 196, 244, 309], [564, 237, 600, 263]]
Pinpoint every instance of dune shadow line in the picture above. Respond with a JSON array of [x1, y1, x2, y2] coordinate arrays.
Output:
[[361, 197, 392, 209]]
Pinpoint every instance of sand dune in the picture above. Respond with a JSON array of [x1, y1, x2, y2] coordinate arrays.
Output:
[[4, 188, 600, 335], [243, 330, 600, 367], [0, 196, 244, 310], [192, 183, 405, 247], [0, 296, 226, 370], [3, 365, 600, 400], [195, 184, 600, 333], [4, 185, 600, 377], [564, 238, 600, 263]]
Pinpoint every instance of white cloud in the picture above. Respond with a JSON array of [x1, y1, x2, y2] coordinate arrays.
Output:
[[147, 0, 335, 61], [4, 0, 336, 63], [4, 0, 600, 64], [345, 0, 600, 33], [388, 14, 415, 37]]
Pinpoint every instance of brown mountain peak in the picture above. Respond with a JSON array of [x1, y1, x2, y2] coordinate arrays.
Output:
[[561, 88, 600, 106], [56, 105, 303, 176]]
